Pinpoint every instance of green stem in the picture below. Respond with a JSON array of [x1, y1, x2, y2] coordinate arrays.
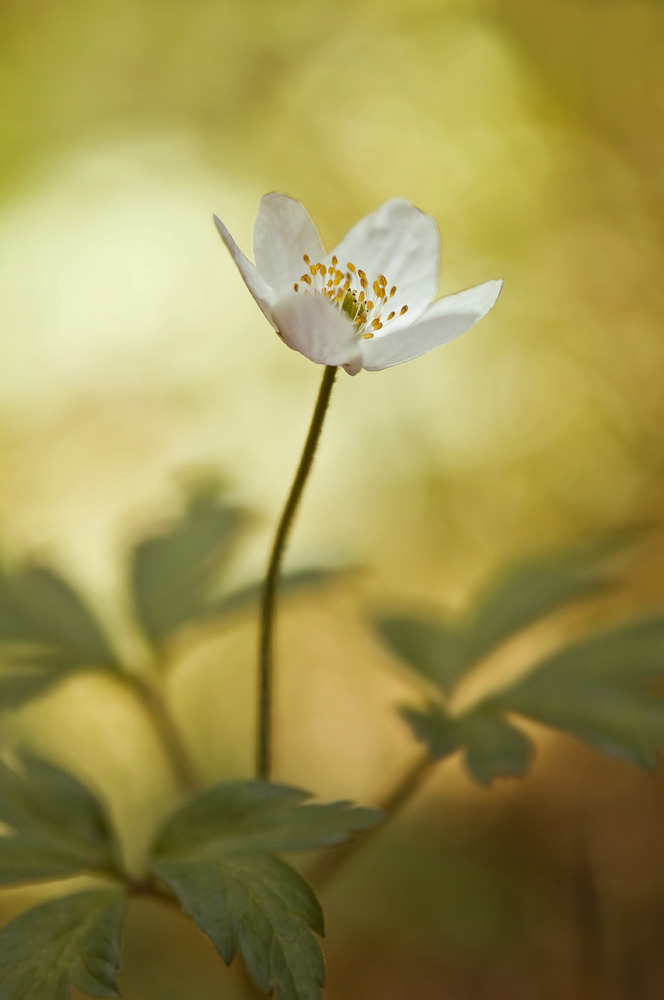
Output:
[[257, 364, 338, 781], [126, 674, 199, 793]]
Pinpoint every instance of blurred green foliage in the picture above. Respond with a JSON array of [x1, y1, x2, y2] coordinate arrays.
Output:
[[377, 531, 664, 780]]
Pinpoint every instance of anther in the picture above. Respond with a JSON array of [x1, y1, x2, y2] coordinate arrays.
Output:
[[390, 286, 396, 298], [303, 254, 310, 265], [358, 291, 365, 302], [400, 305, 408, 315], [301, 274, 312, 285], [387, 310, 395, 320], [379, 275, 387, 286], [347, 263, 356, 273], [294, 283, 299, 292], [358, 269, 366, 280], [367, 300, 374, 310], [332, 255, 338, 266], [363, 332, 374, 339]]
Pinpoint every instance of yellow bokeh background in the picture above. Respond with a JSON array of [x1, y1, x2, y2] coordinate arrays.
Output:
[[1, 0, 664, 996]]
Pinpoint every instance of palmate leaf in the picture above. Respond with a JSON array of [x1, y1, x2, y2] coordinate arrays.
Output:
[[401, 703, 533, 786], [152, 780, 383, 856], [488, 617, 664, 769], [0, 565, 120, 710], [0, 752, 122, 885], [0, 889, 126, 1000], [130, 483, 246, 647], [154, 855, 324, 1000], [403, 617, 664, 779], [150, 780, 384, 1000], [375, 528, 641, 696]]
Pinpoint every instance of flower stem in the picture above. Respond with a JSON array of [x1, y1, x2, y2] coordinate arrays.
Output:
[[127, 674, 199, 794], [257, 364, 338, 781]]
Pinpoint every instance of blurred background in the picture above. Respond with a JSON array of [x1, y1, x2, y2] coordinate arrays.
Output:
[[1, 0, 664, 996]]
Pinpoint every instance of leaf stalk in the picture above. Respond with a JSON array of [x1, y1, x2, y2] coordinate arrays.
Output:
[[126, 674, 199, 793]]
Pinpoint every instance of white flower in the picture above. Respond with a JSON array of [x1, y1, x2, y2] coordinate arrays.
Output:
[[214, 193, 502, 376]]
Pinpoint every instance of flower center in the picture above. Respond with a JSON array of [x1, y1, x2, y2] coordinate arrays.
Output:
[[293, 255, 408, 339]]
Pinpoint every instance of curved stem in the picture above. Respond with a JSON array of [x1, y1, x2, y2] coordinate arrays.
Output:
[[126, 674, 199, 793], [257, 364, 338, 781]]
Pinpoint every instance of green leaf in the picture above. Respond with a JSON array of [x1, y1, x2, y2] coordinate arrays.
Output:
[[490, 617, 664, 768], [460, 713, 533, 785], [152, 854, 324, 1000], [375, 617, 465, 694], [0, 565, 120, 709], [149, 781, 383, 1000], [400, 703, 461, 760], [0, 889, 126, 1000], [460, 530, 639, 676], [401, 703, 533, 786], [376, 529, 640, 695], [152, 780, 384, 857], [0, 752, 122, 886], [130, 482, 245, 646]]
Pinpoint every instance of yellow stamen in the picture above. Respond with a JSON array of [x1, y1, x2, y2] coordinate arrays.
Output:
[[293, 256, 407, 336]]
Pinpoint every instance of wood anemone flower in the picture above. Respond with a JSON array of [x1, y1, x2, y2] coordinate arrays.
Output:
[[214, 193, 503, 376]]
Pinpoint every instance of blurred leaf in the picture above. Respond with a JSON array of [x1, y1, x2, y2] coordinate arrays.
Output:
[[202, 567, 343, 620], [151, 780, 384, 857], [0, 752, 122, 886], [376, 529, 641, 695], [401, 703, 532, 785], [150, 781, 383, 1000], [154, 854, 324, 1000], [0, 889, 126, 1000], [0, 565, 120, 709], [460, 530, 640, 675], [130, 483, 245, 647], [489, 617, 664, 768], [375, 617, 465, 694]]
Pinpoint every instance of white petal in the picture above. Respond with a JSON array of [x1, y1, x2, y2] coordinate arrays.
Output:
[[361, 279, 503, 372], [253, 193, 326, 297], [271, 292, 362, 369], [331, 199, 440, 324], [213, 214, 277, 328]]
